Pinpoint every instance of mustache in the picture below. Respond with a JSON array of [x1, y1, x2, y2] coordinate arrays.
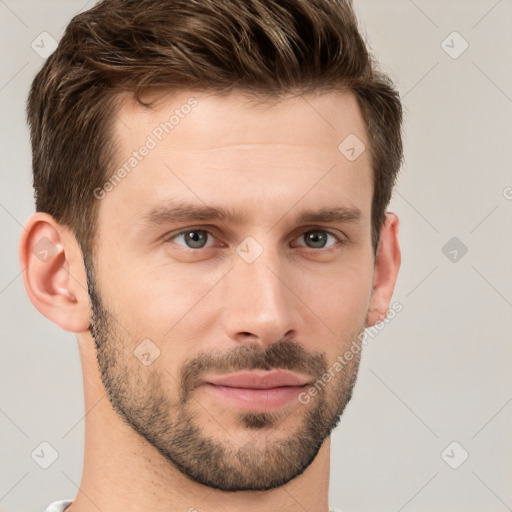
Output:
[[179, 339, 328, 403]]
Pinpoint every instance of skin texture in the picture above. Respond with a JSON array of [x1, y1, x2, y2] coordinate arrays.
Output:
[[20, 90, 400, 512]]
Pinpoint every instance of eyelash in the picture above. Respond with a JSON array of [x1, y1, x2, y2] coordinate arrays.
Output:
[[163, 226, 346, 251]]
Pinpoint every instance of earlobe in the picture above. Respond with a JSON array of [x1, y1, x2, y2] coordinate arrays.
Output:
[[366, 212, 401, 328], [19, 212, 91, 333]]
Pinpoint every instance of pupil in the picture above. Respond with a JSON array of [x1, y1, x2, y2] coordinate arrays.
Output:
[[307, 231, 326, 248], [186, 230, 206, 248]]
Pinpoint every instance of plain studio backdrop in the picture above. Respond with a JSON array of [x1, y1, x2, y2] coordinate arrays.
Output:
[[1, 1, 511, 511]]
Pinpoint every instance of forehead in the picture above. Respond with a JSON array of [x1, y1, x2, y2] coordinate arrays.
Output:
[[114, 89, 369, 152], [100, 89, 373, 230]]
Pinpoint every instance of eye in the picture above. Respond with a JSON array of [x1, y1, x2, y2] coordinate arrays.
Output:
[[164, 227, 344, 251], [166, 228, 216, 249], [293, 229, 342, 250]]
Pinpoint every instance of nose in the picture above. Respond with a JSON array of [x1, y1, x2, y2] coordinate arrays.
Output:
[[221, 247, 302, 348]]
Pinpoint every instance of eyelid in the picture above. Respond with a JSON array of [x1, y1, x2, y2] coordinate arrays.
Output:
[[162, 225, 222, 248], [163, 225, 347, 249], [291, 227, 345, 248]]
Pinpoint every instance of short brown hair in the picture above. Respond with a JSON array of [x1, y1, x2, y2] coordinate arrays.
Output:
[[27, 0, 403, 259]]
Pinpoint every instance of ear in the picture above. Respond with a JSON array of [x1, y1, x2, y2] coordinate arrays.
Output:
[[366, 212, 401, 327], [19, 212, 91, 332]]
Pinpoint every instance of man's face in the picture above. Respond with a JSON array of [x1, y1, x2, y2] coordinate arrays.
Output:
[[87, 90, 375, 491]]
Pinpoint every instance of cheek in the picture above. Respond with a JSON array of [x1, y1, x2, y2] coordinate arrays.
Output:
[[95, 276, 196, 385], [109, 253, 373, 322], [299, 261, 373, 337], [101, 264, 224, 366]]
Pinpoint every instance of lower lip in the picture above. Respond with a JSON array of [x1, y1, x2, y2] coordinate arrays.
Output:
[[203, 383, 307, 411]]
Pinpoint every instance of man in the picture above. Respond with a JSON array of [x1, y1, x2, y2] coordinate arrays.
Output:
[[20, 0, 403, 511]]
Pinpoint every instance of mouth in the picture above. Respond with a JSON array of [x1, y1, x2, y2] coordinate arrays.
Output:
[[201, 370, 312, 412]]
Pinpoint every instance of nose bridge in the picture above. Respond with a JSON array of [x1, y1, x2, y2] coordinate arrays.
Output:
[[223, 238, 299, 343]]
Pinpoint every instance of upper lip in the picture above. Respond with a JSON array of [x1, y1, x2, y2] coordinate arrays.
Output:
[[204, 370, 311, 389]]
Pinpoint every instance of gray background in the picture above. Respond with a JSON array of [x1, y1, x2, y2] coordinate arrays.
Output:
[[1, 1, 511, 511]]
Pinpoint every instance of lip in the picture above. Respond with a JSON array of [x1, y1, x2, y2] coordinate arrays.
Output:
[[201, 370, 311, 412], [204, 370, 311, 389]]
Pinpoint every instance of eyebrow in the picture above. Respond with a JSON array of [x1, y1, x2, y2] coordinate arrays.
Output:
[[140, 201, 362, 228]]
